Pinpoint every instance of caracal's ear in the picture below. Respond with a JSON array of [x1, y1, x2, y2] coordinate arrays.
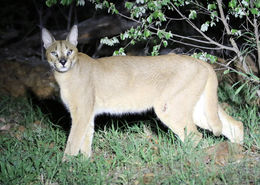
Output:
[[66, 25, 78, 46], [42, 28, 55, 49]]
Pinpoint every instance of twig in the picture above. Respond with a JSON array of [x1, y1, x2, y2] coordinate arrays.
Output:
[[164, 16, 186, 21], [116, 12, 223, 50], [216, 0, 249, 72], [67, 2, 74, 31], [215, 61, 259, 83], [169, 2, 235, 51], [189, 1, 222, 20], [32, 0, 44, 62], [253, 14, 260, 72]]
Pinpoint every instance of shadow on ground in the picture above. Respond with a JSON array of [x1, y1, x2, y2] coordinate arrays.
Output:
[[29, 92, 170, 136]]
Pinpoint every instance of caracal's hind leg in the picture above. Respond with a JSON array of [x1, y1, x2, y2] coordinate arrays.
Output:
[[154, 96, 201, 145], [154, 76, 207, 145]]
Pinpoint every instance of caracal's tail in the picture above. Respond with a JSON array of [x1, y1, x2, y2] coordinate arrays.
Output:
[[218, 106, 244, 144], [193, 59, 243, 144], [193, 59, 222, 136]]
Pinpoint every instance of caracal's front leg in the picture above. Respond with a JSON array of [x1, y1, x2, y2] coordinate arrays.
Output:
[[79, 115, 95, 157], [63, 98, 94, 160]]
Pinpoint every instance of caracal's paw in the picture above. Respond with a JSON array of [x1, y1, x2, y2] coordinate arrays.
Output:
[[230, 121, 244, 144], [62, 154, 71, 162], [62, 151, 92, 162], [212, 124, 223, 136]]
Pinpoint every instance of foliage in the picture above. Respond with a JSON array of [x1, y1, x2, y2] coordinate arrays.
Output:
[[192, 52, 218, 64], [47, 1, 259, 63], [100, 36, 119, 46]]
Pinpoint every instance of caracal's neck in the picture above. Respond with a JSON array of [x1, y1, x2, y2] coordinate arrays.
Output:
[[54, 59, 79, 82], [54, 53, 94, 87]]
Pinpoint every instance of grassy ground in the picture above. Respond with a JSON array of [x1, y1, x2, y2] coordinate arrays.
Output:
[[0, 90, 259, 184]]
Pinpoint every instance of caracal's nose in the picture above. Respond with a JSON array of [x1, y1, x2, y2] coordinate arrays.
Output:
[[59, 58, 67, 66]]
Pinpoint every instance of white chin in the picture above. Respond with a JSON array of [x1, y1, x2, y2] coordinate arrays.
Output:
[[56, 67, 69, 73]]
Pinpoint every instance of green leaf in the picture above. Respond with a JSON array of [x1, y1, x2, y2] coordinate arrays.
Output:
[[130, 40, 136, 45], [147, 15, 153, 24], [157, 30, 172, 40], [113, 47, 126, 56], [132, 6, 146, 18], [192, 52, 216, 63], [153, 10, 166, 21], [157, 30, 164, 39], [229, 0, 237, 9], [129, 27, 135, 34], [113, 50, 119, 55], [61, 0, 72, 6], [108, 3, 118, 14], [224, 69, 230, 74], [188, 10, 197, 20], [201, 22, 209, 32], [162, 40, 168, 47], [205, 54, 217, 63], [210, 21, 216, 27], [208, 3, 216, 10], [119, 47, 126, 55], [77, 0, 85, 6], [125, 2, 134, 9], [120, 33, 125, 40], [46, 0, 57, 7], [136, 0, 145, 4], [165, 31, 172, 39], [211, 11, 218, 19], [100, 37, 119, 46], [235, 83, 247, 95], [103, 1, 109, 8], [148, 1, 156, 10], [241, 0, 249, 7], [144, 29, 151, 38], [151, 44, 160, 56], [231, 29, 241, 36], [255, 0, 260, 8], [250, 8, 258, 15], [46, 1, 52, 7]]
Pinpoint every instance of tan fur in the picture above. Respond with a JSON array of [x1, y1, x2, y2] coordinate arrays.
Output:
[[42, 25, 244, 159]]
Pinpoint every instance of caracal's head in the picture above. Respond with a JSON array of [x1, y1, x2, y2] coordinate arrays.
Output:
[[42, 25, 78, 73]]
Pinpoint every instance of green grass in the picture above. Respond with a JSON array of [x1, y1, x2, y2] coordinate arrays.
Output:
[[0, 92, 259, 185]]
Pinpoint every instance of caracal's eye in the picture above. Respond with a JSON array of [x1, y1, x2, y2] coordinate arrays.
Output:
[[51, 51, 58, 57], [67, 49, 73, 56]]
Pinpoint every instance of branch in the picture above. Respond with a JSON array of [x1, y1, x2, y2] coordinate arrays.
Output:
[[253, 15, 260, 72], [116, 12, 224, 50], [190, 1, 222, 20], [216, 0, 249, 72], [215, 60, 259, 83], [169, 2, 235, 51], [32, 0, 44, 62], [67, 3, 74, 31]]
